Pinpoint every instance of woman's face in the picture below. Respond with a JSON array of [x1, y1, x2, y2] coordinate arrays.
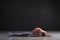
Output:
[[33, 27, 43, 36], [34, 30, 42, 36]]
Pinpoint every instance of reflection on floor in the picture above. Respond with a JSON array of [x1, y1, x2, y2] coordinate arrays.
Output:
[[0, 31, 60, 40]]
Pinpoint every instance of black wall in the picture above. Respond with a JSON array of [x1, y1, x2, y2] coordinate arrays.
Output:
[[1, 0, 60, 31]]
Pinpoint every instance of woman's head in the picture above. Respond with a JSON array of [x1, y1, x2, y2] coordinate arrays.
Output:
[[33, 27, 42, 36]]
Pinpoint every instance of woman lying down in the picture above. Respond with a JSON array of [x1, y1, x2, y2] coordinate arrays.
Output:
[[10, 27, 51, 37]]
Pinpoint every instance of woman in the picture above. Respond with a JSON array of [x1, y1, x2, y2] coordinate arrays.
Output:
[[10, 27, 47, 37]]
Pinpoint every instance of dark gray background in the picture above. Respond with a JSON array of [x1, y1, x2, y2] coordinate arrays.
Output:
[[1, 0, 60, 31]]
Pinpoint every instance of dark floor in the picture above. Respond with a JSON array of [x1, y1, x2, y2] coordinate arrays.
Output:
[[0, 31, 60, 40]]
